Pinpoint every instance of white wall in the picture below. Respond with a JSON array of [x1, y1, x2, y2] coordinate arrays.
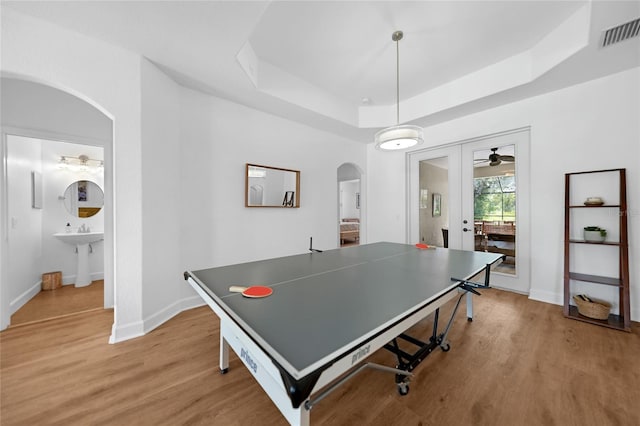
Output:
[[5, 135, 42, 315], [1, 8, 142, 339], [140, 58, 194, 329], [179, 87, 366, 273], [368, 67, 640, 320], [367, 148, 407, 244]]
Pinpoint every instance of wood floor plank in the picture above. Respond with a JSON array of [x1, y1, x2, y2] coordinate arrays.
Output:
[[1, 289, 639, 425]]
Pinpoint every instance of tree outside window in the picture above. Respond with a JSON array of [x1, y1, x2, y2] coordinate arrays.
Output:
[[474, 176, 515, 222]]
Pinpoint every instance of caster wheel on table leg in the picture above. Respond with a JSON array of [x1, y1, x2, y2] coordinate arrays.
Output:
[[440, 343, 450, 352], [220, 368, 229, 374], [397, 383, 410, 396]]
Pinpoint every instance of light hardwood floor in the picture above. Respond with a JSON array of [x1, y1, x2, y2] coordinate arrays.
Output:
[[10, 280, 104, 326], [1, 289, 639, 425]]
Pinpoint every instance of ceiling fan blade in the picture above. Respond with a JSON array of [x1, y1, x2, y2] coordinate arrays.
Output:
[[498, 155, 515, 162]]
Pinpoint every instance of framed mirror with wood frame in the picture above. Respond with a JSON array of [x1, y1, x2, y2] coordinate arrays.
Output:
[[245, 163, 300, 208]]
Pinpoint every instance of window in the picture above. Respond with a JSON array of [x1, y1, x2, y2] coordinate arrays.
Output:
[[474, 176, 515, 222]]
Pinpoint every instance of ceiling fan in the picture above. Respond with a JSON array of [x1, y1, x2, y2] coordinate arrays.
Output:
[[475, 147, 515, 166]]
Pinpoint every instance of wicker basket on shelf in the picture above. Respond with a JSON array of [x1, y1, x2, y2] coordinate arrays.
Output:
[[573, 295, 611, 320]]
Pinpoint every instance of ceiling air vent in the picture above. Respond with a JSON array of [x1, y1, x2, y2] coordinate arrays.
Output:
[[601, 17, 640, 48]]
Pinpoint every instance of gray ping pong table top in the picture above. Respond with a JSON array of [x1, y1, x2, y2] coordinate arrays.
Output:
[[188, 242, 502, 377]]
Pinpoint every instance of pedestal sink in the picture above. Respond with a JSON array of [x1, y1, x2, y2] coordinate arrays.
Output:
[[53, 232, 104, 287]]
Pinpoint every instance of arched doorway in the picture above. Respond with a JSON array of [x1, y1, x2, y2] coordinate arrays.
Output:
[[0, 76, 114, 330]]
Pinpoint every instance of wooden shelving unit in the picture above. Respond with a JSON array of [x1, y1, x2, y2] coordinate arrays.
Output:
[[563, 168, 630, 331]]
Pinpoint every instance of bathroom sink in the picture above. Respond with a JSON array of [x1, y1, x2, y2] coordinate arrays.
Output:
[[53, 232, 104, 287], [54, 231, 104, 245]]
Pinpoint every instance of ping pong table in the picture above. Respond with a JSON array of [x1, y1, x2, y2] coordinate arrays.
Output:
[[184, 242, 503, 425]]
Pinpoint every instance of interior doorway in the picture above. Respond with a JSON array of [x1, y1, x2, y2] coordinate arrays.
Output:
[[1, 76, 113, 330], [337, 163, 363, 247], [418, 157, 449, 248], [5, 135, 106, 326], [408, 145, 461, 248], [339, 179, 360, 246]]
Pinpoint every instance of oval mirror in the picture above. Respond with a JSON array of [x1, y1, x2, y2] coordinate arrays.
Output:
[[63, 180, 104, 218]]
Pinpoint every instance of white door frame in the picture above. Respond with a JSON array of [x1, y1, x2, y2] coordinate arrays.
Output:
[[461, 127, 531, 293]]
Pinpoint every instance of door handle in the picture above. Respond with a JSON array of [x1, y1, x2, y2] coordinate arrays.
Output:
[[463, 228, 471, 232]]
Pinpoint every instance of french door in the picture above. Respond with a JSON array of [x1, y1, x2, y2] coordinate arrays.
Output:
[[408, 128, 530, 294]]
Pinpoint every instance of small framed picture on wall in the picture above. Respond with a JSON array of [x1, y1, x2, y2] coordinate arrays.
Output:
[[78, 180, 88, 202]]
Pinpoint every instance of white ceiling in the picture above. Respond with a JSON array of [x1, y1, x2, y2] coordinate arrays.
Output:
[[4, 1, 640, 144], [248, 1, 581, 105]]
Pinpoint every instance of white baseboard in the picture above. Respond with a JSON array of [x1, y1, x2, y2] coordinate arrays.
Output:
[[181, 295, 206, 310], [91, 272, 104, 281], [529, 288, 640, 322], [109, 295, 206, 344], [108, 320, 145, 344], [528, 288, 563, 306], [62, 271, 104, 286], [9, 280, 41, 316], [142, 295, 207, 334], [142, 299, 183, 335]]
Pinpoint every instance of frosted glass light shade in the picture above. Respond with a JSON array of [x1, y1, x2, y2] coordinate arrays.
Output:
[[374, 125, 424, 151]]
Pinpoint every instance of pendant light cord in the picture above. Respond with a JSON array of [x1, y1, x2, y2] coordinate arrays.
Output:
[[396, 35, 400, 124], [392, 30, 403, 125], [374, 30, 424, 150]]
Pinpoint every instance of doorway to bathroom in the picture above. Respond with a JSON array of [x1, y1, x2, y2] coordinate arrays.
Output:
[[1, 75, 114, 331], [5, 134, 106, 326]]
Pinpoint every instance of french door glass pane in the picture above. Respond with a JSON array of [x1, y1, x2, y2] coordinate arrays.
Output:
[[473, 145, 516, 275]]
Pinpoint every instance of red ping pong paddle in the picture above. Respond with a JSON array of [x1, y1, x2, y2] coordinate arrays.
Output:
[[229, 285, 273, 298], [415, 243, 435, 250]]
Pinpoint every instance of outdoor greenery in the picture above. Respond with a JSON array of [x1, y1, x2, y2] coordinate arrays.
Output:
[[474, 175, 516, 222]]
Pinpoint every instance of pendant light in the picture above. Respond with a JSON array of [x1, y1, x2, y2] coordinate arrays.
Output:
[[374, 31, 424, 151]]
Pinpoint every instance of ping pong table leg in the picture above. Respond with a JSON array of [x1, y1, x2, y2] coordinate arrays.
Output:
[[466, 292, 474, 321], [293, 408, 310, 426], [220, 332, 230, 374]]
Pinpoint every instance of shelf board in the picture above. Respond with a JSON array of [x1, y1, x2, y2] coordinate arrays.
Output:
[[566, 305, 630, 332], [568, 240, 620, 246], [568, 205, 621, 208], [568, 272, 622, 286], [566, 168, 624, 176]]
